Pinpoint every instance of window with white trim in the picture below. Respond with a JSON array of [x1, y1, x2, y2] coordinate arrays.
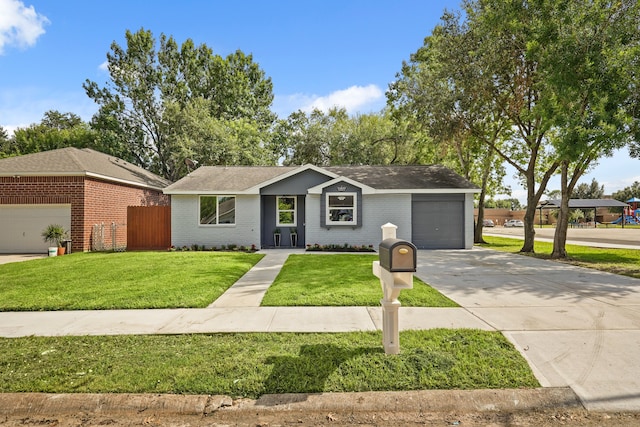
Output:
[[326, 192, 356, 225], [199, 196, 235, 225], [276, 196, 297, 226]]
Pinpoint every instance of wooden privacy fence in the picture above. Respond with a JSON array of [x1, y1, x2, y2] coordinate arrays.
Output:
[[127, 206, 171, 250]]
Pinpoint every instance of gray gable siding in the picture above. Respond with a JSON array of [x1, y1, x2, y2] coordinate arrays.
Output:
[[320, 181, 363, 229], [260, 169, 331, 195]]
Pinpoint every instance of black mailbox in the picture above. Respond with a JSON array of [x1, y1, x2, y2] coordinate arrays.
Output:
[[378, 238, 417, 272]]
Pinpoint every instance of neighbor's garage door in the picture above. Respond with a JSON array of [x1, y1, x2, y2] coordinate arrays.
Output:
[[411, 194, 464, 249], [0, 205, 71, 254]]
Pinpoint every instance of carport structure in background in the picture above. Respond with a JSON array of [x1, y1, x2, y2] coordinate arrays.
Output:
[[536, 199, 629, 228]]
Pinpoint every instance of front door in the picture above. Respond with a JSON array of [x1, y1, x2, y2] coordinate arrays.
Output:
[[261, 195, 305, 248]]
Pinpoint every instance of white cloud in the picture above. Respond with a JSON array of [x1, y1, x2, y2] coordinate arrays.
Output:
[[273, 84, 385, 117], [0, 0, 49, 54], [98, 60, 109, 72]]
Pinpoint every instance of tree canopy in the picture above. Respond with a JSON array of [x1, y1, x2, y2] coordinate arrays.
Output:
[[84, 28, 277, 181], [389, 0, 640, 255], [612, 182, 640, 203], [571, 179, 605, 200], [274, 107, 420, 166], [1, 111, 97, 158]]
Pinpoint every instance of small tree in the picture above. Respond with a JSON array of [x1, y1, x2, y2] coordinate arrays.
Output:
[[41, 224, 68, 247]]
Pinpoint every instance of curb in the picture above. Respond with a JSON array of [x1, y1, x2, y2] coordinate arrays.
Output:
[[0, 388, 582, 416]]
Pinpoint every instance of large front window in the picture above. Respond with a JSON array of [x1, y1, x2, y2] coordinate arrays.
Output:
[[200, 196, 235, 225], [277, 196, 297, 226], [326, 192, 356, 225]]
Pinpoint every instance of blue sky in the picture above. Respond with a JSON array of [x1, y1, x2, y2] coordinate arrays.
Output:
[[1, 0, 638, 199]]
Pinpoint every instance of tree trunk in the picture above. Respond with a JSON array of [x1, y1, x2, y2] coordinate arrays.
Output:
[[521, 205, 537, 253], [552, 162, 570, 259], [475, 204, 486, 244], [474, 185, 489, 244]]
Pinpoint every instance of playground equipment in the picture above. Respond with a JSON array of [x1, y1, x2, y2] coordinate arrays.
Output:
[[612, 215, 640, 225]]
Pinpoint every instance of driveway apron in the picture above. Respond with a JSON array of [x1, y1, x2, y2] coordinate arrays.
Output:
[[415, 248, 640, 411]]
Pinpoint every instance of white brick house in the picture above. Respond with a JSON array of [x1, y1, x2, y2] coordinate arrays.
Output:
[[163, 164, 479, 250]]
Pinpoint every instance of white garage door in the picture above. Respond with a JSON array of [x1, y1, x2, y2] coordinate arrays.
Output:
[[0, 205, 71, 254]]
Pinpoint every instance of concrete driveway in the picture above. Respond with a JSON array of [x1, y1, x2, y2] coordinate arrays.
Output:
[[416, 248, 640, 412], [0, 254, 47, 264]]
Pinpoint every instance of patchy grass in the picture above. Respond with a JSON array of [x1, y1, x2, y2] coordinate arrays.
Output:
[[479, 236, 640, 279], [260, 254, 458, 307], [0, 330, 538, 398], [0, 252, 263, 311]]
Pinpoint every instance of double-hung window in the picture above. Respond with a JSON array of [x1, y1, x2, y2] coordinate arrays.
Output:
[[200, 196, 235, 225], [276, 196, 297, 226], [326, 192, 356, 225]]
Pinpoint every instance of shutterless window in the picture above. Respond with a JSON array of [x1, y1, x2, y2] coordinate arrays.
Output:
[[200, 196, 235, 225], [277, 196, 297, 226], [326, 192, 356, 225]]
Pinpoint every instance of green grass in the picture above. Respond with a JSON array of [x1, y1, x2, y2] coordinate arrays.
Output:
[[260, 254, 458, 307], [479, 236, 640, 279], [0, 251, 264, 311], [0, 330, 538, 398]]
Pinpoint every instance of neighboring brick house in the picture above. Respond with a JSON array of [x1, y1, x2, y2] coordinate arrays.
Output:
[[0, 148, 171, 253], [164, 164, 479, 250]]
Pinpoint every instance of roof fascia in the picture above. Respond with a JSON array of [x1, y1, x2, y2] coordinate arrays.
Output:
[[243, 164, 338, 194], [307, 176, 376, 195], [1, 171, 166, 191], [373, 188, 480, 195]]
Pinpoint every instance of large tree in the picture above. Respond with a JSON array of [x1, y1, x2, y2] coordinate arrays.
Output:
[[276, 107, 418, 166], [3, 111, 96, 157], [390, 0, 640, 254], [84, 28, 276, 181], [541, 1, 640, 258], [388, 10, 510, 243], [612, 182, 640, 203], [571, 179, 605, 200], [0, 126, 10, 158]]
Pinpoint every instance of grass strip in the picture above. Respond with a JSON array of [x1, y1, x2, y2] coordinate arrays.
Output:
[[0, 330, 538, 398], [260, 254, 458, 307], [0, 252, 264, 311], [479, 236, 640, 279]]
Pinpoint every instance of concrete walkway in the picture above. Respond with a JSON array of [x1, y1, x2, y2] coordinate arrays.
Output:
[[2, 246, 640, 412]]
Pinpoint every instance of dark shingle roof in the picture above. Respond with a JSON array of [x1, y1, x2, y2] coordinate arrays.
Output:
[[0, 147, 171, 190], [164, 164, 478, 194], [325, 165, 478, 190], [539, 199, 628, 209], [163, 166, 299, 193]]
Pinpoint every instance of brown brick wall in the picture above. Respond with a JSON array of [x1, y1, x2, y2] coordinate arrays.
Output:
[[83, 178, 170, 251], [0, 176, 169, 252]]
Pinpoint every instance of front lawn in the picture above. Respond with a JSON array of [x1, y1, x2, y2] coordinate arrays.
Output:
[[0, 252, 263, 311], [260, 254, 458, 307], [0, 330, 538, 397]]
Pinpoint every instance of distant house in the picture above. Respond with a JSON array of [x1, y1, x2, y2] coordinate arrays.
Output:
[[164, 164, 479, 250], [0, 148, 171, 253]]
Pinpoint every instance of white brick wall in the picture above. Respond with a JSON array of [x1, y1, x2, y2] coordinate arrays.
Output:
[[464, 193, 474, 249], [170, 195, 260, 248], [305, 194, 412, 247]]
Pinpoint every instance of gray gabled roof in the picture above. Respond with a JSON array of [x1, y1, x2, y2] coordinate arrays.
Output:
[[163, 166, 301, 194], [0, 147, 171, 190], [164, 164, 479, 194], [325, 165, 478, 190], [538, 199, 628, 209]]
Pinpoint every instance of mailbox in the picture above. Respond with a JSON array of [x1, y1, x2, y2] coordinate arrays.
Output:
[[378, 238, 417, 272]]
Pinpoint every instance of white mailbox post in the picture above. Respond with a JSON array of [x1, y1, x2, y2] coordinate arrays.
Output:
[[372, 222, 417, 355]]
